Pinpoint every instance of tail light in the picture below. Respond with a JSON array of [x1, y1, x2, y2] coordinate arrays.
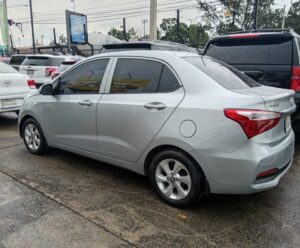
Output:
[[256, 168, 279, 180], [291, 66, 300, 92], [45, 67, 56, 77], [27, 79, 36, 89], [224, 109, 282, 139], [51, 72, 60, 79]]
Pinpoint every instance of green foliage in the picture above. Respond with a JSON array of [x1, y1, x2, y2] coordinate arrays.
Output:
[[197, 0, 283, 34], [159, 18, 209, 48], [286, 1, 300, 34], [108, 27, 126, 40]]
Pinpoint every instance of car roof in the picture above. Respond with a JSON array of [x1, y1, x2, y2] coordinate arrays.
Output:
[[102, 40, 198, 53], [93, 50, 199, 59]]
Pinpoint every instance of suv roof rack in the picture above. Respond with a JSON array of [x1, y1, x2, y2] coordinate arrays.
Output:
[[227, 28, 293, 35]]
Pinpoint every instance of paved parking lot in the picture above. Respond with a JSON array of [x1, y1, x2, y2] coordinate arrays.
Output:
[[0, 112, 300, 248]]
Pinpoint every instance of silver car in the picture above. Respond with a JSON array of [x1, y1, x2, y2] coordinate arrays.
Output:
[[18, 51, 296, 207]]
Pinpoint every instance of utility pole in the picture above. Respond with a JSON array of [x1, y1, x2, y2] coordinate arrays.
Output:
[[123, 18, 127, 41], [150, 0, 157, 40], [252, 0, 259, 30], [142, 19, 148, 38], [176, 9, 184, 44], [282, 5, 286, 29], [2, 0, 10, 54], [29, 0, 36, 54], [70, 0, 75, 12]]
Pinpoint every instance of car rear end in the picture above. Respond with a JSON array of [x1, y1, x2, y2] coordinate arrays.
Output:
[[182, 56, 295, 194], [19, 56, 65, 88], [0, 62, 36, 114]]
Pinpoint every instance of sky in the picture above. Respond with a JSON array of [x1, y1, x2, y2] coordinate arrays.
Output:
[[5, 0, 291, 47]]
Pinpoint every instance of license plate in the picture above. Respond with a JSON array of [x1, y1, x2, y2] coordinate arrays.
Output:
[[27, 70, 34, 76], [285, 116, 291, 133], [1, 99, 17, 109]]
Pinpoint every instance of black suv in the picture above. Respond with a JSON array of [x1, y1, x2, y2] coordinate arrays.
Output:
[[203, 29, 300, 130]]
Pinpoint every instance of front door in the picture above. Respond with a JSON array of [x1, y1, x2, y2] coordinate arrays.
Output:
[[98, 58, 184, 163], [44, 59, 110, 153]]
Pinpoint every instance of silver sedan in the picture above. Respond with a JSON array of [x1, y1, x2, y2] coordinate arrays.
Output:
[[18, 51, 296, 207]]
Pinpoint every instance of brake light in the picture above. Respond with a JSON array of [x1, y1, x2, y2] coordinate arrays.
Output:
[[224, 109, 282, 139], [256, 168, 279, 180], [229, 33, 260, 39], [27, 79, 36, 89], [51, 71, 60, 79], [291, 66, 300, 92], [45, 67, 56, 77]]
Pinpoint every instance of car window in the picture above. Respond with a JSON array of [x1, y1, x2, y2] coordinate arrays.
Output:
[[0, 61, 17, 73], [111, 58, 162, 93], [21, 56, 64, 66], [159, 66, 180, 92], [10, 55, 26, 65], [57, 59, 109, 95], [184, 56, 260, 90], [206, 39, 292, 65]]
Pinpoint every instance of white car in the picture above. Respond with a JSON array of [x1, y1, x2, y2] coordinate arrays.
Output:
[[0, 62, 35, 114], [19, 54, 82, 88]]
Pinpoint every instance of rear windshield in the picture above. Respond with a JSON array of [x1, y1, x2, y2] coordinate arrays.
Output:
[[0, 62, 18, 73], [184, 56, 260, 90], [206, 38, 292, 65], [21, 56, 65, 66], [10, 55, 26, 65]]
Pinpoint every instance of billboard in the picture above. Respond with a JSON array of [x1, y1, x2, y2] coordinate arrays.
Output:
[[66, 10, 88, 45]]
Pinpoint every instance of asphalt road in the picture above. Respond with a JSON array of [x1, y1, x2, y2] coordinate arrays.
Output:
[[0, 112, 300, 248]]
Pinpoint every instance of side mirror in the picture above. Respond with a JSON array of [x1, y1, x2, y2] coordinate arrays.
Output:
[[40, 84, 54, 95]]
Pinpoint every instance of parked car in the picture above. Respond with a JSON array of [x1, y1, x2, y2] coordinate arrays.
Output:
[[51, 60, 81, 79], [18, 51, 295, 207], [19, 54, 80, 88], [203, 29, 300, 131], [0, 61, 36, 115], [9, 54, 28, 71]]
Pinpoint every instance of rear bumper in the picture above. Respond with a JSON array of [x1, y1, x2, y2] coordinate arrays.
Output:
[[0, 95, 26, 113], [190, 130, 295, 194]]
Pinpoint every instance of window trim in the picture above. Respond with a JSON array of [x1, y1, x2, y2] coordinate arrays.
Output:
[[53, 58, 112, 95], [104, 56, 182, 94]]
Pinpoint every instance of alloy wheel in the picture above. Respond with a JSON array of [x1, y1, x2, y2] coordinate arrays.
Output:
[[155, 159, 192, 200]]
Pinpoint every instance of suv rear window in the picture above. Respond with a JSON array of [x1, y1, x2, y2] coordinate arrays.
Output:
[[206, 38, 292, 65], [10, 55, 26, 65], [184, 56, 260, 90], [22, 56, 65, 66]]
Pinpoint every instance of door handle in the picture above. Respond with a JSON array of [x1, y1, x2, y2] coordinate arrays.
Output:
[[78, 100, 93, 107], [144, 102, 166, 111]]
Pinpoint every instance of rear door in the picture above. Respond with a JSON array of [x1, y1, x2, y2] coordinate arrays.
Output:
[[205, 34, 293, 89], [98, 57, 184, 163]]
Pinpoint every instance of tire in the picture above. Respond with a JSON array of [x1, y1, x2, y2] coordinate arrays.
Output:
[[149, 149, 205, 208], [22, 118, 48, 155]]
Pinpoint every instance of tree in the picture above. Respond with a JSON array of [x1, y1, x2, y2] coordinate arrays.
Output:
[[160, 18, 209, 48], [197, 0, 283, 34], [286, 1, 300, 34], [108, 27, 137, 40]]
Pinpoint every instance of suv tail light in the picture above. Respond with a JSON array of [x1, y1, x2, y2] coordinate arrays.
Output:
[[27, 79, 36, 89], [291, 66, 300, 92], [51, 71, 60, 79], [224, 109, 282, 139], [45, 67, 56, 77]]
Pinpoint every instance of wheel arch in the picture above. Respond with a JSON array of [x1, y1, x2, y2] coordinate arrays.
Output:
[[144, 144, 211, 194]]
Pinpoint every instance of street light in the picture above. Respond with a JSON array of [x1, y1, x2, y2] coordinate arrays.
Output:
[[71, 0, 76, 12]]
